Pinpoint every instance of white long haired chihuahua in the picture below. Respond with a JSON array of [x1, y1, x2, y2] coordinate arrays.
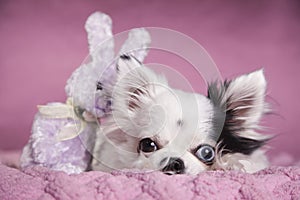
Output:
[[91, 55, 270, 175]]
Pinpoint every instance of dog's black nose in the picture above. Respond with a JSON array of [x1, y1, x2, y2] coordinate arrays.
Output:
[[162, 157, 185, 175]]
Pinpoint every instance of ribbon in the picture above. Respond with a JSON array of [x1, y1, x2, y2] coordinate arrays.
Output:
[[37, 98, 95, 141]]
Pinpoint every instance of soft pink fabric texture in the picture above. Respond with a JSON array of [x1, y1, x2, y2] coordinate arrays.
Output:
[[1, 163, 300, 200]]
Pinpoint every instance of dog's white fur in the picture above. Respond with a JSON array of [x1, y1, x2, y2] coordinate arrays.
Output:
[[91, 55, 270, 175]]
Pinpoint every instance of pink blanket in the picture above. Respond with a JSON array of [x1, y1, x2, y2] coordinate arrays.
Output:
[[1, 162, 300, 200]]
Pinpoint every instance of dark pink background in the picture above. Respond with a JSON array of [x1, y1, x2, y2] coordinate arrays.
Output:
[[1, 0, 299, 159]]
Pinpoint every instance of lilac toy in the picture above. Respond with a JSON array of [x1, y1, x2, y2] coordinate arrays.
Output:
[[20, 12, 151, 174]]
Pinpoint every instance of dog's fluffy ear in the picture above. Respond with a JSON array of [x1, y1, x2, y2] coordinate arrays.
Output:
[[114, 54, 167, 113], [208, 70, 270, 155], [112, 55, 168, 136], [115, 54, 150, 112], [116, 54, 142, 78]]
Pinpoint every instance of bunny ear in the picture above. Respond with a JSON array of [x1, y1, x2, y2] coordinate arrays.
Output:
[[119, 28, 151, 63], [85, 12, 114, 63]]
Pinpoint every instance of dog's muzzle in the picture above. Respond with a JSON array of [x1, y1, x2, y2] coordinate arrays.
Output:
[[161, 157, 185, 175]]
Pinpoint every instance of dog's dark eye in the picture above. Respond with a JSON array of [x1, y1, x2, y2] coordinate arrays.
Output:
[[195, 145, 215, 163], [138, 138, 158, 153]]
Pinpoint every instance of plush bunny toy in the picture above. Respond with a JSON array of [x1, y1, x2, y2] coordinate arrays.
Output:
[[20, 12, 151, 174]]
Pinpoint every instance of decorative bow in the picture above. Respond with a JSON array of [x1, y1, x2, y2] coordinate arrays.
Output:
[[37, 98, 96, 141]]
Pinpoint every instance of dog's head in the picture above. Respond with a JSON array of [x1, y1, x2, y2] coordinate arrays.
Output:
[[99, 55, 270, 175]]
